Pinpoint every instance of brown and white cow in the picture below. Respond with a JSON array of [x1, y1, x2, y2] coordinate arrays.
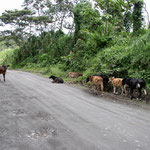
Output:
[[109, 76, 124, 95]]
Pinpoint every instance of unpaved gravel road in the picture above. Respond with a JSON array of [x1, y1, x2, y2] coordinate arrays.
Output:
[[0, 70, 150, 150]]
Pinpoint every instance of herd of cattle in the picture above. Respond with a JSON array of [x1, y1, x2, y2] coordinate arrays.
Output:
[[49, 72, 148, 100], [0, 65, 148, 101]]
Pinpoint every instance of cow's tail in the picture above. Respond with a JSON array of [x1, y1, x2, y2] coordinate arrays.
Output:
[[144, 88, 147, 95], [143, 82, 147, 95]]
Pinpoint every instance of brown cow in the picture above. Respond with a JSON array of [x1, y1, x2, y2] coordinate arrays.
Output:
[[89, 76, 104, 95], [109, 76, 124, 95], [68, 72, 83, 83], [0, 65, 9, 82]]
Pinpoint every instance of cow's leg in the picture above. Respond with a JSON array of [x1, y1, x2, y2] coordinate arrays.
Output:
[[138, 88, 142, 99], [90, 82, 92, 88], [100, 82, 104, 96], [68, 76, 71, 83], [90, 80, 93, 88], [92, 83, 94, 92], [121, 86, 124, 95], [70, 77, 73, 84], [90, 82, 93, 91], [96, 84, 99, 95], [124, 84, 128, 94], [94, 83, 96, 93], [130, 88, 134, 99], [113, 86, 116, 94], [75, 77, 78, 83], [3, 74, 5, 82]]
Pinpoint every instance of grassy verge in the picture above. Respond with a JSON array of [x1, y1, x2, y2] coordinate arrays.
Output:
[[13, 64, 69, 81]]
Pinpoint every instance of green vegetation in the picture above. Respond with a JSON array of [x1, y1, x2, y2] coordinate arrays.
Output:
[[0, 0, 150, 90], [0, 48, 15, 66], [84, 31, 150, 81]]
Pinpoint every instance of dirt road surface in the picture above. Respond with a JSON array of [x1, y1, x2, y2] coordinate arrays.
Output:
[[0, 70, 150, 150]]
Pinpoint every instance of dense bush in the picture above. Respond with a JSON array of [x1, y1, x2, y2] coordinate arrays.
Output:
[[83, 31, 150, 89], [10, 30, 74, 67]]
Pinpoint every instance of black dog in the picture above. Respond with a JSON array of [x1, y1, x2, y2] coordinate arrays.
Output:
[[49, 75, 64, 83], [122, 78, 147, 99]]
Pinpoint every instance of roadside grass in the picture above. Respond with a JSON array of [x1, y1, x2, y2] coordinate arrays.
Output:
[[13, 63, 86, 85], [15, 64, 69, 81]]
